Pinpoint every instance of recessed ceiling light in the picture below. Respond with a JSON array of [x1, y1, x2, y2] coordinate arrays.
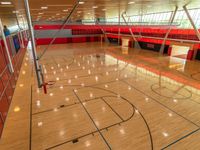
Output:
[[102, 9, 106, 11], [56, 13, 60, 15], [77, 11, 82, 13], [12, 11, 19, 14], [93, 6, 98, 9], [79, 1, 84, 4], [128, 1, 135, 4], [63, 9, 68, 12], [38, 12, 44, 15], [41, 6, 48, 9], [0, 1, 12, 5]]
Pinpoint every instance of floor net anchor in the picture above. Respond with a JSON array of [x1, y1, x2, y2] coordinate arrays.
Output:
[[72, 139, 79, 143], [42, 81, 56, 94]]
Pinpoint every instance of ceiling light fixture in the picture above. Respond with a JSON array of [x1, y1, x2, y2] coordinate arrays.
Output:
[[12, 11, 19, 14], [63, 9, 68, 12], [93, 6, 98, 9], [128, 1, 135, 4], [41, 6, 48, 9], [0, 1, 12, 5], [79, 1, 84, 4]]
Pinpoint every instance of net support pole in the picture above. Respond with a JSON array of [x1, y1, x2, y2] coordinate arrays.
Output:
[[24, 0, 42, 88], [0, 18, 14, 73], [121, 12, 141, 49], [183, 5, 200, 41], [159, 6, 178, 54], [38, 0, 81, 60]]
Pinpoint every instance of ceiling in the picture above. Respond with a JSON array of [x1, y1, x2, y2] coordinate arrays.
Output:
[[1, 0, 200, 23]]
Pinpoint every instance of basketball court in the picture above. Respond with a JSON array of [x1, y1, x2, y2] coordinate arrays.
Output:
[[1, 0, 200, 150], [28, 42, 200, 149]]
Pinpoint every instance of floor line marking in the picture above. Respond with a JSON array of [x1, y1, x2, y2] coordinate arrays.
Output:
[[29, 86, 33, 150], [122, 79, 200, 128], [101, 97, 124, 121], [161, 128, 200, 149], [73, 90, 112, 150]]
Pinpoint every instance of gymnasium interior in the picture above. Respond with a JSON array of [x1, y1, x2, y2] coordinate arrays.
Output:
[[1, 0, 200, 149]]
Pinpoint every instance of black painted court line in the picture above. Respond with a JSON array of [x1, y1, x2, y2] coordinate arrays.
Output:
[[32, 96, 113, 115], [161, 128, 200, 149], [36, 45, 200, 150], [151, 83, 200, 105], [45, 95, 136, 150], [44, 63, 119, 75], [45, 66, 128, 84], [151, 83, 192, 100], [32, 103, 76, 115], [73, 90, 112, 150], [45, 121, 119, 149], [43, 78, 153, 149], [157, 84, 200, 105], [133, 66, 200, 104], [101, 97, 124, 121], [29, 86, 33, 150], [191, 71, 200, 82], [89, 87, 154, 150], [122, 79, 200, 128], [48, 76, 133, 91], [36, 57, 153, 149], [43, 56, 135, 87], [31, 62, 34, 77], [48, 77, 114, 89]]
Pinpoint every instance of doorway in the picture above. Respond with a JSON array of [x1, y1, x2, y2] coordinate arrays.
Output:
[[171, 45, 190, 59]]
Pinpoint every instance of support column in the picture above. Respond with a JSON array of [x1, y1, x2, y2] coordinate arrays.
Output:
[[118, 28, 121, 45], [183, 5, 200, 60], [15, 14, 25, 48], [0, 18, 14, 73], [121, 12, 141, 49], [118, 5, 121, 45], [24, 0, 42, 87], [160, 6, 178, 54], [183, 5, 200, 41]]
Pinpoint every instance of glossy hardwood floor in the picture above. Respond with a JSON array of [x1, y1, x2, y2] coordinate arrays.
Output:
[[1, 42, 200, 150]]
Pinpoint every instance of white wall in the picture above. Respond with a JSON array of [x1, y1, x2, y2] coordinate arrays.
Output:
[[171, 45, 190, 56], [122, 38, 129, 47]]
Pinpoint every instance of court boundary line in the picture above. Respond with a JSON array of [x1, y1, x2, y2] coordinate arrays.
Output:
[[122, 79, 200, 128], [29, 86, 33, 150], [161, 128, 200, 149], [73, 90, 112, 150], [151, 83, 193, 100], [44, 93, 152, 150]]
